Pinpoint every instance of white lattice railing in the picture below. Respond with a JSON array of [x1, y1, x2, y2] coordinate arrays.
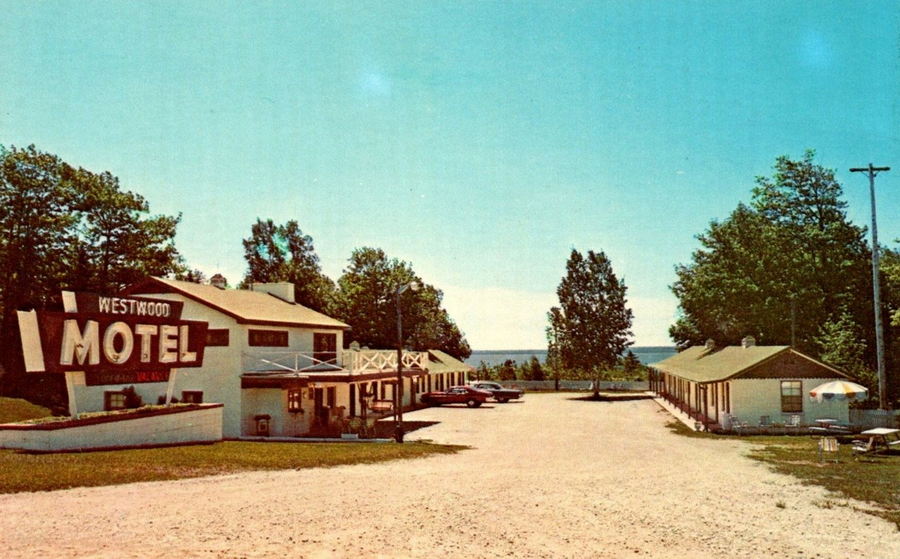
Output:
[[242, 349, 427, 374], [342, 350, 427, 374], [242, 351, 343, 373]]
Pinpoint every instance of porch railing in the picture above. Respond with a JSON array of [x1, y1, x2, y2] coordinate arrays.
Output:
[[242, 349, 427, 375]]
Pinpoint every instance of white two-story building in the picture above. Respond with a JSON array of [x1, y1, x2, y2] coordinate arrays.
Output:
[[84, 277, 472, 438]]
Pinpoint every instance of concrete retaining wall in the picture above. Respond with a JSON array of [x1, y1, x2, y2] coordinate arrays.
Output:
[[0, 404, 223, 452]]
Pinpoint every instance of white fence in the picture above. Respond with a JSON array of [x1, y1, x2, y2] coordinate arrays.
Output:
[[493, 380, 649, 392], [849, 409, 900, 429]]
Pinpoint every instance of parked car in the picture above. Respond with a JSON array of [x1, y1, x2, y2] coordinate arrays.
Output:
[[420, 386, 491, 408], [469, 381, 524, 403]]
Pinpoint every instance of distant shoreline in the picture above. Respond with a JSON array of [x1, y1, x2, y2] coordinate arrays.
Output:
[[465, 346, 677, 367], [470, 346, 675, 354]]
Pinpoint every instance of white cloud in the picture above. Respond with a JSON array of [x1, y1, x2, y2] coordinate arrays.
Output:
[[441, 285, 677, 350]]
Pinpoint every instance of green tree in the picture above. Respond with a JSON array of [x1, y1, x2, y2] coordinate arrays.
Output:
[[815, 309, 877, 398], [621, 350, 642, 377], [497, 359, 516, 381], [547, 249, 634, 396], [334, 247, 470, 358], [527, 355, 545, 381], [240, 219, 336, 313], [0, 145, 182, 407], [671, 152, 872, 355], [884, 245, 900, 328], [475, 361, 494, 381]]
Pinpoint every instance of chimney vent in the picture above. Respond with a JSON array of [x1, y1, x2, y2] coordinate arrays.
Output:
[[252, 282, 295, 303], [210, 273, 227, 289], [741, 336, 756, 349]]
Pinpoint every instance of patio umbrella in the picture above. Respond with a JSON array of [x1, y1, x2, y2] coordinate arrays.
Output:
[[808, 380, 868, 403]]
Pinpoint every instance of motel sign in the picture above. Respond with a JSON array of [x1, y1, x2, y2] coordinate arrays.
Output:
[[18, 291, 208, 375]]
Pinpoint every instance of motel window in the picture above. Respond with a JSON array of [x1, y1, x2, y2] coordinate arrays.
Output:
[[248, 329, 289, 347], [205, 329, 230, 347], [181, 390, 203, 404], [313, 333, 338, 364], [288, 389, 303, 413], [781, 381, 803, 413], [104, 391, 127, 411]]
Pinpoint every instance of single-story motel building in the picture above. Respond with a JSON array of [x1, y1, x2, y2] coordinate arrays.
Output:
[[62, 277, 472, 439], [648, 337, 852, 431]]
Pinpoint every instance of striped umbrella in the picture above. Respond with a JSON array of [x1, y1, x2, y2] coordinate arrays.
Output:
[[808, 380, 868, 403]]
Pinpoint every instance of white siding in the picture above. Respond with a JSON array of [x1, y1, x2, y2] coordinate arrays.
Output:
[[729, 378, 849, 425]]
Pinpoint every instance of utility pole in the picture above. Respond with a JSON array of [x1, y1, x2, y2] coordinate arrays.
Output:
[[849, 163, 890, 410]]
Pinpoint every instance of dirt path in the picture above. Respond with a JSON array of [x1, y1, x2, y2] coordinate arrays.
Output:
[[0, 392, 897, 558]]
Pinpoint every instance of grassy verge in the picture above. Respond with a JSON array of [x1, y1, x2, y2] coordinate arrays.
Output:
[[665, 419, 900, 528], [0, 397, 52, 423], [0, 441, 466, 494]]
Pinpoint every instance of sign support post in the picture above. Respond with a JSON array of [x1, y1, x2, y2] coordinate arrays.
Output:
[[165, 369, 179, 405], [64, 371, 80, 417]]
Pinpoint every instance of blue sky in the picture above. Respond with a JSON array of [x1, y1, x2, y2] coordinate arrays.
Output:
[[3, 1, 898, 349]]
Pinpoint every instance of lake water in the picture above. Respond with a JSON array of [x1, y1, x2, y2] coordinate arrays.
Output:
[[465, 346, 677, 368]]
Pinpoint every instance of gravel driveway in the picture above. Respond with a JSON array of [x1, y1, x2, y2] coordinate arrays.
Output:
[[0, 392, 897, 558]]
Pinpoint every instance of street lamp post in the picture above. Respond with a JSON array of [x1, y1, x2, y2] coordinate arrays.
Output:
[[850, 163, 891, 410], [395, 281, 420, 442]]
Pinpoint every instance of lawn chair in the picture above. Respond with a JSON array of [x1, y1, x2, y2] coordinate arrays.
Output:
[[817, 437, 840, 463], [786, 414, 802, 428], [759, 415, 771, 428]]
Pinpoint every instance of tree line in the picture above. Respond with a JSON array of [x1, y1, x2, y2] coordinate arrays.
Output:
[[0, 145, 469, 408], [669, 151, 899, 404], [472, 351, 645, 383], [540, 152, 899, 405], [237, 219, 470, 359]]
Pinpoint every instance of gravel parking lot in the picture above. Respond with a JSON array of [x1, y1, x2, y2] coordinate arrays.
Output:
[[0, 392, 897, 558]]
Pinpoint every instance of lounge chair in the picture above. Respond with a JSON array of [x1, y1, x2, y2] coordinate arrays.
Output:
[[786, 414, 801, 428]]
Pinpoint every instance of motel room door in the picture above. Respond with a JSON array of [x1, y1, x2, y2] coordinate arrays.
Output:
[[313, 388, 328, 425]]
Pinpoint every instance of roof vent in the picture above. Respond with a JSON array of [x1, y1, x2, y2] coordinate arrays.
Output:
[[210, 273, 227, 289], [741, 335, 756, 349], [251, 282, 295, 303], [704, 339, 716, 350]]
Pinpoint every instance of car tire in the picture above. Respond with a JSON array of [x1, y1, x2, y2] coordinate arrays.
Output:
[[466, 399, 478, 408], [497, 397, 508, 403]]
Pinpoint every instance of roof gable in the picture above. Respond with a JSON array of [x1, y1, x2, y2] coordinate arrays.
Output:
[[428, 350, 475, 373], [649, 345, 848, 383], [124, 277, 349, 330]]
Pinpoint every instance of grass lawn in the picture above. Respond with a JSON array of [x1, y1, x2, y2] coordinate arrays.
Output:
[[0, 397, 52, 423], [666, 420, 900, 528], [0, 441, 465, 494], [0, 396, 464, 494]]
